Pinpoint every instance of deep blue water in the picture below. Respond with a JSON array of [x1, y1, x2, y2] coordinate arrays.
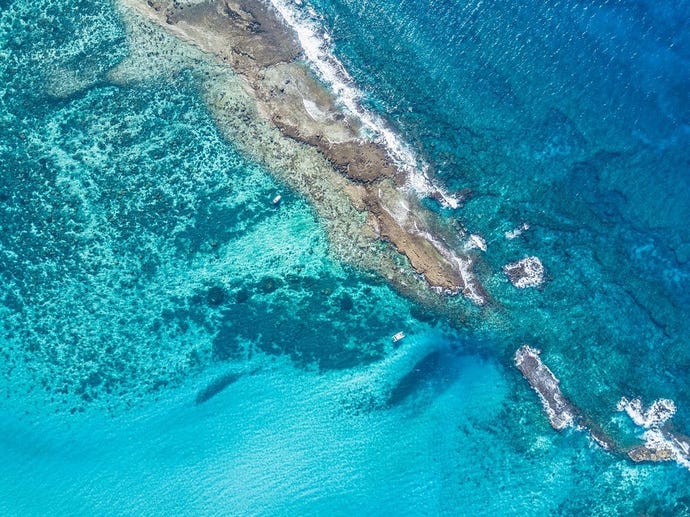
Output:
[[1, 0, 690, 514], [313, 0, 690, 430]]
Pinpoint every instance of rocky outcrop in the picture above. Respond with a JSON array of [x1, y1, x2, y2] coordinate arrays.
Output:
[[516, 346, 690, 471], [121, 0, 486, 303], [504, 256, 544, 289], [628, 429, 690, 466], [618, 397, 690, 469], [515, 345, 577, 430]]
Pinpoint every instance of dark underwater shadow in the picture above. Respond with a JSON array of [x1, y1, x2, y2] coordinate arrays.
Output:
[[386, 347, 462, 408], [194, 371, 245, 405]]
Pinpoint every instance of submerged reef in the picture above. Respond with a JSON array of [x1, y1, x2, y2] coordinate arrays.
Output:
[[117, 0, 487, 306]]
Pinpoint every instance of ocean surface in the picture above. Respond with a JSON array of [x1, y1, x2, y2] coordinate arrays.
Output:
[[1, 0, 690, 514]]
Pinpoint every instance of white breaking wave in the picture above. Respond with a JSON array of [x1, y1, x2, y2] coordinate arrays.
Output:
[[465, 234, 487, 252], [641, 429, 690, 471], [618, 396, 690, 471], [503, 256, 545, 289], [617, 397, 677, 429], [266, 0, 460, 208], [414, 228, 485, 304], [505, 223, 530, 240]]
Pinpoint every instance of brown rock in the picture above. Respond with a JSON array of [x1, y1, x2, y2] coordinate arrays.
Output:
[[120, 0, 486, 303], [628, 445, 674, 463], [328, 141, 397, 183], [164, 0, 301, 70]]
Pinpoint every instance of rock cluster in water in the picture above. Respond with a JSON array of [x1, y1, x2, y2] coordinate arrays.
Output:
[[514, 346, 576, 430], [618, 397, 690, 468], [503, 256, 544, 288], [515, 346, 690, 470]]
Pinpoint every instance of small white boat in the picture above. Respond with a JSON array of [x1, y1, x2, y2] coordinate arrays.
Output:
[[391, 331, 405, 343], [272, 194, 282, 205]]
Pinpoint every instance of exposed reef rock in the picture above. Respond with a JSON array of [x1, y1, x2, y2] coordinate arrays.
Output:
[[514, 346, 576, 430], [516, 346, 690, 471], [120, 0, 487, 304], [628, 429, 690, 467], [503, 256, 544, 288], [618, 397, 690, 469]]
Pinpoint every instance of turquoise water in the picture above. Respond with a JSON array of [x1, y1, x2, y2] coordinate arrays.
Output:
[[1, 0, 690, 514]]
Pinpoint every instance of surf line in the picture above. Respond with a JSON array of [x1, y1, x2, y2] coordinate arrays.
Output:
[[117, 0, 488, 305], [266, 0, 461, 209]]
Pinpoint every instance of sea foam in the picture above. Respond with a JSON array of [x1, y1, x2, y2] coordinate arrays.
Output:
[[617, 397, 677, 429], [266, 0, 460, 208], [503, 256, 545, 288]]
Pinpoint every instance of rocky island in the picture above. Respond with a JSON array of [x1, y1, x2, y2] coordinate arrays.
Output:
[[117, 0, 487, 306], [514, 345, 577, 430]]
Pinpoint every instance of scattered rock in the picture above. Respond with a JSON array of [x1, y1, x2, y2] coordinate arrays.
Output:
[[516, 347, 690, 471], [503, 256, 544, 288]]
